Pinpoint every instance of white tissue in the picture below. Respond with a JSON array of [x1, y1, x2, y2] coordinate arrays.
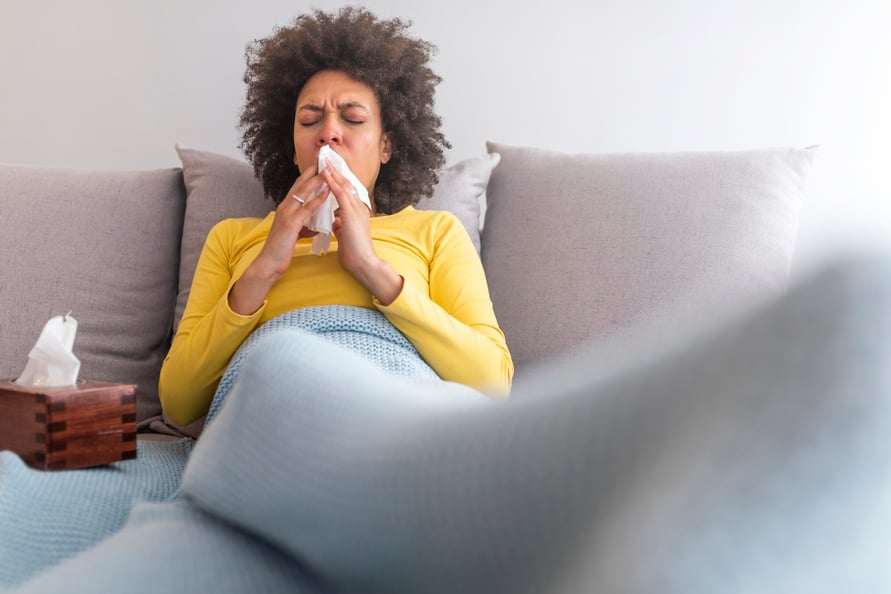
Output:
[[15, 314, 81, 387], [306, 145, 372, 255]]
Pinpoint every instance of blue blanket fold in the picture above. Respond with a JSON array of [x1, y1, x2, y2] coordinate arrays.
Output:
[[1, 305, 436, 589], [206, 305, 440, 424], [0, 438, 193, 588]]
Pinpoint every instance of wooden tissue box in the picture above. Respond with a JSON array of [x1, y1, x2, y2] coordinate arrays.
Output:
[[0, 379, 137, 470]]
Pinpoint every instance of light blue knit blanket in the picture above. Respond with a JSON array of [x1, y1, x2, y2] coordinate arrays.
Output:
[[0, 305, 437, 589], [0, 438, 194, 588], [205, 305, 440, 425]]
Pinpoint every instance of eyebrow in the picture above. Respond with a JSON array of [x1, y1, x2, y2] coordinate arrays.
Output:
[[297, 102, 371, 113]]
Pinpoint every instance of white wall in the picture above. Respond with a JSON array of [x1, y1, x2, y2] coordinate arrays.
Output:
[[2, 0, 889, 273]]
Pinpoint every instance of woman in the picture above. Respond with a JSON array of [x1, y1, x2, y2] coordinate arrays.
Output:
[[6, 9, 887, 592], [159, 7, 513, 426], [2, 9, 511, 588]]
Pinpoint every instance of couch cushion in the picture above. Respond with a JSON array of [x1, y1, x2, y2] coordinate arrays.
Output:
[[414, 152, 499, 253], [0, 163, 186, 424], [174, 146, 498, 331], [481, 141, 816, 375]]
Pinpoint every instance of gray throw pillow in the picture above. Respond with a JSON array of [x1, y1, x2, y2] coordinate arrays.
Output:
[[174, 146, 499, 331], [415, 152, 499, 253], [0, 163, 185, 424], [481, 141, 816, 376]]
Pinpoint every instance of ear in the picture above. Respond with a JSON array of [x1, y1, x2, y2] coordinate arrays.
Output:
[[380, 133, 392, 165]]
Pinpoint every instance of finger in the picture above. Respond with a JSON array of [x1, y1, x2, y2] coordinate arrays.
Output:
[[320, 162, 361, 210], [283, 164, 324, 205], [302, 191, 328, 214], [285, 187, 328, 221], [278, 183, 329, 229]]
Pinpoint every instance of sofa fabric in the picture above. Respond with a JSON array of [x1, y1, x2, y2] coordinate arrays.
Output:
[[481, 141, 816, 376], [0, 163, 185, 424]]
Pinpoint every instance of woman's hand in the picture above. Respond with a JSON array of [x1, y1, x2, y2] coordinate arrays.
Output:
[[228, 166, 328, 315], [321, 160, 404, 305]]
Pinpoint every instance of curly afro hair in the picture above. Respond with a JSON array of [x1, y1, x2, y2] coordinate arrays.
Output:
[[239, 6, 451, 214]]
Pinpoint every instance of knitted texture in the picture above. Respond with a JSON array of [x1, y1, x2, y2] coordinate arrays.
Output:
[[1, 306, 434, 590], [0, 437, 193, 588], [206, 305, 439, 424]]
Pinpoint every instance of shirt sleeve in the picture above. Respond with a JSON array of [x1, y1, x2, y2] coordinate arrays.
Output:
[[158, 220, 267, 426], [375, 212, 514, 396]]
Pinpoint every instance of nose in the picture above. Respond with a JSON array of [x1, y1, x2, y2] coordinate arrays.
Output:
[[317, 113, 342, 146]]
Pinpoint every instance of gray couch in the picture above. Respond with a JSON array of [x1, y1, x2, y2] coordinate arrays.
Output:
[[4, 142, 891, 592], [0, 141, 813, 431]]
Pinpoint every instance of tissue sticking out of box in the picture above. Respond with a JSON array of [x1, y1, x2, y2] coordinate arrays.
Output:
[[14, 313, 81, 386]]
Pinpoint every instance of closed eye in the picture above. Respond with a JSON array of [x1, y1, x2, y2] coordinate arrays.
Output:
[[296, 102, 371, 126], [299, 117, 364, 127]]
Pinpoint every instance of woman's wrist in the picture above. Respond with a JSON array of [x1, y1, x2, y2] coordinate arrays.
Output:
[[351, 256, 403, 305]]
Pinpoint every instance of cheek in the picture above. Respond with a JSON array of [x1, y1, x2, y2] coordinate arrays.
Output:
[[292, 135, 315, 170], [356, 143, 386, 183]]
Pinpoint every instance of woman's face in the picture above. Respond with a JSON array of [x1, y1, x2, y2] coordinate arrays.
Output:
[[293, 70, 391, 198]]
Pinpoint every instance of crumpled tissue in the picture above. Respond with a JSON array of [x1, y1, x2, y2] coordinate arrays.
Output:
[[306, 144, 372, 255], [14, 313, 81, 386]]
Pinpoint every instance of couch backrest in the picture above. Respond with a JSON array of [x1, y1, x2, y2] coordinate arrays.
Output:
[[481, 141, 815, 377]]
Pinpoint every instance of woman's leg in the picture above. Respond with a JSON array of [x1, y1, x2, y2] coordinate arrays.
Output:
[[180, 254, 891, 594]]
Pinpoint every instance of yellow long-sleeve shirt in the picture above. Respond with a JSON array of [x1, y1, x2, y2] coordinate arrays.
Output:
[[159, 206, 513, 425]]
